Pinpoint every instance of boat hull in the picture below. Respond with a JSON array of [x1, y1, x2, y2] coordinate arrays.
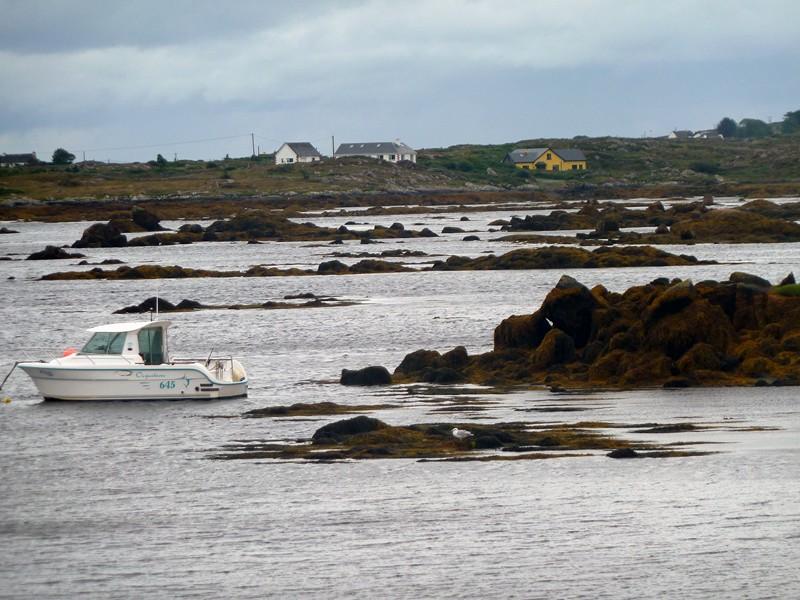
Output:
[[18, 363, 247, 401]]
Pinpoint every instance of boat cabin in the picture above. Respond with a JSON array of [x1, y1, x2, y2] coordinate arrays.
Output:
[[79, 321, 170, 365]]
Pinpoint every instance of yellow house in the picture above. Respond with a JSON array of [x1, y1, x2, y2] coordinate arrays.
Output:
[[504, 147, 587, 172]]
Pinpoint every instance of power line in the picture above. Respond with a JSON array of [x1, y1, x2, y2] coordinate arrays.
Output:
[[81, 133, 251, 154]]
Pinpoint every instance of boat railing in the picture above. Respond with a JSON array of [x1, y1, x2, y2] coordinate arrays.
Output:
[[170, 356, 235, 365]]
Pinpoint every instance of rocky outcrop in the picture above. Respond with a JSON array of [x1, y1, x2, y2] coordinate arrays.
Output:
[[26, 246, 85, 260], [72, 222, 128, 248], [431, 246, 710, 271], [388, 274, 800, 389], [340, 366, 392, 386], [131, 205, 166, 231]]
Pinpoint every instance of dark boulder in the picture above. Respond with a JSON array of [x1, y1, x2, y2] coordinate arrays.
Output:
[[178, 223, 204, 234], [114, 296, 177, 314], [317, 260, 349, 274], [73, 222, 127, 248], [442, 226, 465, 234], [779, 272, 796, 286], [131, 205, 165, 231], [389, 222, 405, 231], [443, 346, 469, 368], [595, 218, 619, 233], [340, 366, 392, 386], [0, 227, 19, 234], [312, 416, 387, 444], [607, 448, 639, 459], [494, 310, 551, 350], [176, 299, 204, 310], [540, 275, 599, 347], [729, 272, 772, 290], [463, 235, 480, 241], [418, 228, 438, 237], [531, 328, 576, 368], [26, 245, 85, 260], [395, 349, 445, 376]]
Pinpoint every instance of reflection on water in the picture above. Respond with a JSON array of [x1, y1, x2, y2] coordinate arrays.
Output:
[[1, 209, 799, 599]]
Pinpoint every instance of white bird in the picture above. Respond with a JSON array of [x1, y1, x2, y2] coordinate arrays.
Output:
[[451, 427, 473, 439]]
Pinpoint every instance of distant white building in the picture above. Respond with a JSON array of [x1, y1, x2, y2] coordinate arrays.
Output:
[[274, 142, 322, 165], [668, 130, 694, 139], [693, 129, 723, 139], [333, 140, 416, 163]]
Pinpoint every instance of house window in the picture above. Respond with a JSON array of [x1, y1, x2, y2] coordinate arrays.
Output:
[[572, 164, 578, 170], [390, 154, 396, 160], [546, 153, 552, 160], [535, 162, 546, 170]]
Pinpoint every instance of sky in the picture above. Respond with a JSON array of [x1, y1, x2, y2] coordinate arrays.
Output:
[[1, 0, 799, 162]]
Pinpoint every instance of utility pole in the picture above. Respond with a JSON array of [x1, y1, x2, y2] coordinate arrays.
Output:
[[251, 133, 256, 158], [173, 153, 177, 162], [82, 151, 86, 162], [331, 135, 335, 157]]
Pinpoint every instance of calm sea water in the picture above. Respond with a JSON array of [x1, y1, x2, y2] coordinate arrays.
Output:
[[1, 202, 799, 599]]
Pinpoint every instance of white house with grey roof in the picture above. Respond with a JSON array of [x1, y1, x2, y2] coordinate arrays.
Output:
[[334, 141, 416, 163], [275, 142, 323, 165]]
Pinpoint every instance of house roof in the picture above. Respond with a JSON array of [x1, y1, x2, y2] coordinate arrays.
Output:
[[553, 148, 587, 161], [505, 148, 549, 163], [671, 130, 694, 138], [506, 147, 586, 163], [0, 153, 36, 163], [281, 142, 322, 158], [334, 141, 416, 156]]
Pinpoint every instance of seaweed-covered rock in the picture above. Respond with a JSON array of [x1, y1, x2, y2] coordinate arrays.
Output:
[[541, 275, 598, 348], [382, 275, 800, 389], [531, 328, 576, 369], [494, 310, 551, 350], [26, 245, 85, 260], [317, 260, 348, 274], [340, 366, 392, 386], [312, 416, 388, 444], [72, 222, 127, 248]]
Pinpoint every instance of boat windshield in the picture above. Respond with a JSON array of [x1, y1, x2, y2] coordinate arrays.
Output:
[[80, 332, 126, 355], [138, 327, 164, 365]]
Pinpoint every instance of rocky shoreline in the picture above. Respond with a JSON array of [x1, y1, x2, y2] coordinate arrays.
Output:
[[40, 245, 711, 280]]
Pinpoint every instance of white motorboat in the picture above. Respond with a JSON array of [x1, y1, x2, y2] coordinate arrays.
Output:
[[9, 320, 248, 401]]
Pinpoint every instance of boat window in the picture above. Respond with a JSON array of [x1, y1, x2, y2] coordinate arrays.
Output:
[[138, 328, 164, 365], [80, 332, 126, 355]]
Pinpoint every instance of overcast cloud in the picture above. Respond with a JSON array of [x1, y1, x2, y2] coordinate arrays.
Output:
[[1, 0, 798, 161]]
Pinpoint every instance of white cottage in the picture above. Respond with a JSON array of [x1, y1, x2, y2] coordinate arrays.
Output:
[[333, 141, 416, 163], [274, 142, 322, 165]]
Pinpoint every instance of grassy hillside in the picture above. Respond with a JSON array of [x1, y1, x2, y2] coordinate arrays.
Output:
[[1, 135, 799, 203], [419, 134, 800, 187]]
